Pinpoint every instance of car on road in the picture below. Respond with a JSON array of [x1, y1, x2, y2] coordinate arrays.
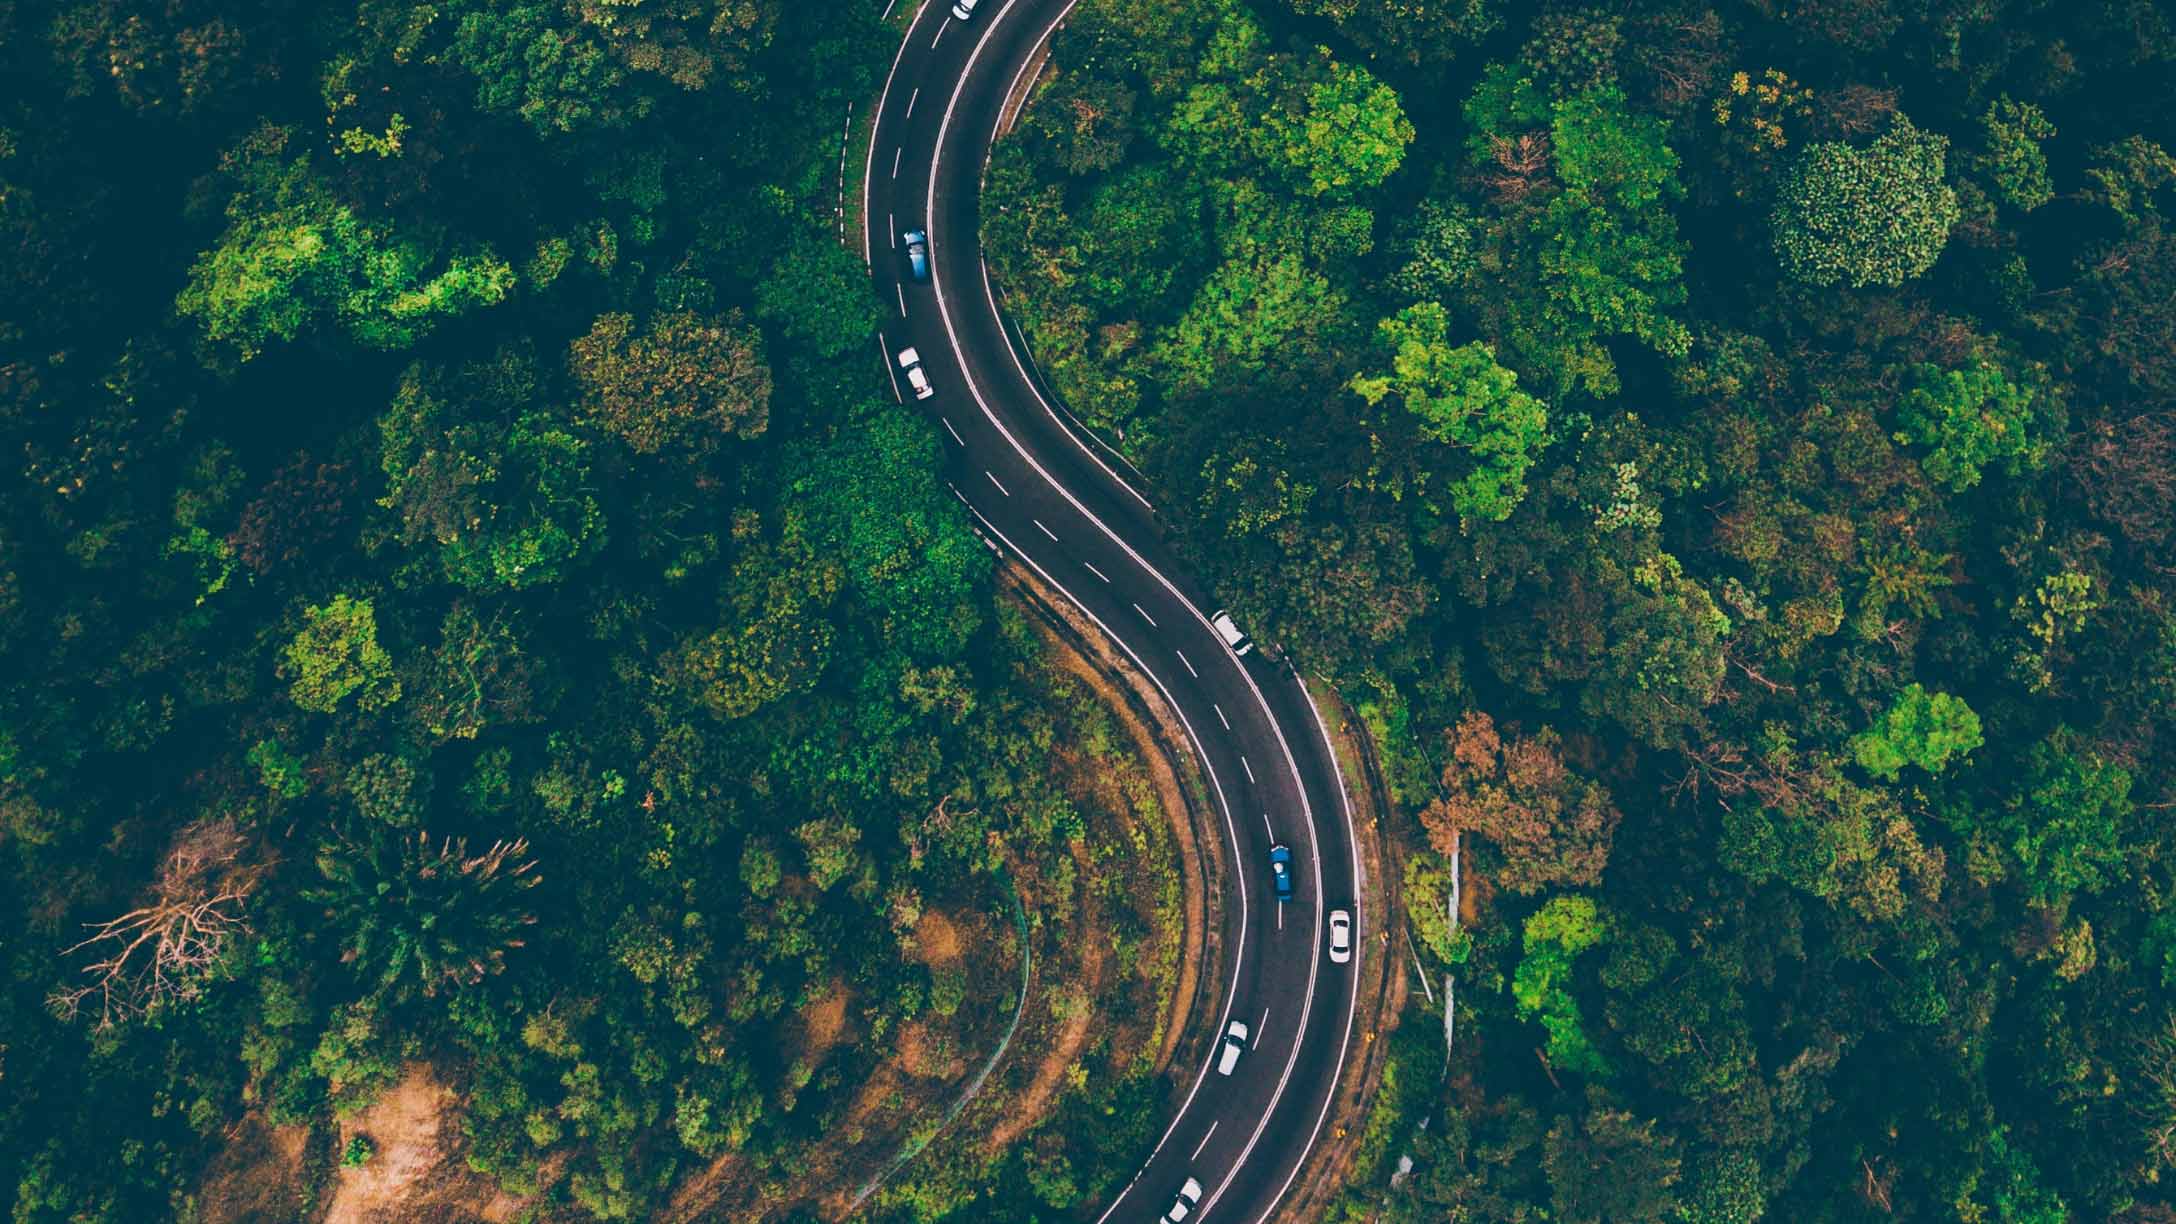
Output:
[[1210, 609, 1253, 656], [895, 346, 934, 400], [1328, 909, 1353, 963], [902, 228, 930, 282], [1162, 1176, 1204, 1223], [1216, 1019, 1251, 1075], [1269, 844, 1293, 902], [951, 0, 980, 19]]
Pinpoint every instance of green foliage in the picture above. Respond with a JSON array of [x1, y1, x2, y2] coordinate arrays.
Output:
[[378, 354, 607, 591], [570, 309, 771, 453], [754, 228, 882, 360], [1895, 357, 2049, 491], [1278, 61, 1414, 200], [1772, 116, 1961, 288], [283, 595, 401, 715], [1351, 302, 1549, 523], [1848, 684, 1983, 781], [308, 827, 541, 1003], [177, 126, 512, 360], [1511, 896, 1611, 1076], [248, 737, 311, 799], [1975, 98, 2057, 212]]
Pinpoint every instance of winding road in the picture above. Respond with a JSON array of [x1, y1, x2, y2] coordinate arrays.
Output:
[[860, 2, 1364, 1220]]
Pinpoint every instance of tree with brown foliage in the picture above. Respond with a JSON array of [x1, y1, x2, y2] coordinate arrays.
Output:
[[569, 308, 771, 456], [1419, 711, 1621, 894]]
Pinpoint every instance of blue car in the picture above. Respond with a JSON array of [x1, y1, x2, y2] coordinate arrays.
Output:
[[902, 228, 930, 282], [1269, 844, 1293, 902]]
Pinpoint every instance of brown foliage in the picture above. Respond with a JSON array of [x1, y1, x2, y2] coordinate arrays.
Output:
[[230, 454, 356, 573], [1485, 134, 1554, 205], [2071, 410, 2176, 554], [50, 819, 267, 1027], [1419, 712, 1621, 894], [570, 309, 772, 455]]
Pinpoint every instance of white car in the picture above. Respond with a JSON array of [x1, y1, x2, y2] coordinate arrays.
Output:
[[1328, 909, 1353, 964], [895, 346, 934, 400], [1163, 1176, 1204, 1223], [1216, 1019, 1251, 1075], [951, 0, 980, 18], [1210, 609, 1253, 656]]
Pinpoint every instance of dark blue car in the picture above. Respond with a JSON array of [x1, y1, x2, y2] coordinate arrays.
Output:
[[1269, 844, 1293, 902]]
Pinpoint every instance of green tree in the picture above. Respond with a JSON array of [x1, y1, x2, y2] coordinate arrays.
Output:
[[283, 594, 401, 715], [2007, 731, 2133, 902], [308, 827, 541, 1003], [754, 229, 882, 360], [1512, 895, 1611, 1076], [1849, 684, 1983, 781], [1274, 60, 1413, 200], [1154, 253, 1345, 393], [177, 126, 512, 361], [1543, 1091, 1681, 1223], [378, 355, 607, 592], [1351, 302, 1549, 523], [1895, 357, 2049, 492], [1975, 98, 2057, 213], [1772, 116, 1961, 288], [570, 309, 771, 454]]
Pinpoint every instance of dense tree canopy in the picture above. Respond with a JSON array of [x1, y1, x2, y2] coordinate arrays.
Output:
[[991, 1, 2176, 1222]]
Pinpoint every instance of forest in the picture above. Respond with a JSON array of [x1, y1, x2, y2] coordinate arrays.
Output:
[[0, 0, 1200, 1220], [987, 0, 2176, 1220], [2, 0, 2173, 1220]]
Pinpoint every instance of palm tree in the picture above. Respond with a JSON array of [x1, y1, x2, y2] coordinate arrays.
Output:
[[309, 827, 541, 1002]]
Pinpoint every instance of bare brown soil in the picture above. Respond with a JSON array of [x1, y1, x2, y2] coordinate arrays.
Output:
[[195, 1111, 309, 1224], [323, 1063, 527, 1224]]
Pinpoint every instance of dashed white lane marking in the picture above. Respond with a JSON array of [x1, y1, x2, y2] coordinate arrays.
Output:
[[1177, 649, 1198, 678], [891, 146, 903, 177], [895, 284, 907, 315], [1241, 756, 1255, 784], [1256, 1009, 1269, 1045], [1214, 703, 1230, 730], [889, 215, 896, 246], [1276, 904, 1284, 932], [985, 470, 1010, 497], [1084, 561, 1110, 583], [931, 16, 950, 47], [1134, 602, 1157, 628], [1034, 519, 1058, 541], [942, 417, 964, 446], [905, 86, 920, 117], [1192, 1122, 1219, 1163], [1261, 811, 1276, 839], [880, 0, 897, 17]]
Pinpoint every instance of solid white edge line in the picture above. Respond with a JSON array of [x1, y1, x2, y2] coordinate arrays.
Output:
[[975, 4, 1155, 514], [952, 494, 1252, 1211], [878, 336, 904, 404], [1251, 665, 1365, 1224], [860, 0, 929, 267], [1192, 1121, 1220, 1163], [927, 6, 1329, 1220]]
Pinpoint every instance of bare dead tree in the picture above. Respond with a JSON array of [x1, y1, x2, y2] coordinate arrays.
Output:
[[49, 820, 266, 1028], [1820, 84, 1900, 139]]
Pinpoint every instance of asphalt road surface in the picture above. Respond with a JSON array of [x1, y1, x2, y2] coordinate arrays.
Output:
[[860, 2, 1365, 1220]]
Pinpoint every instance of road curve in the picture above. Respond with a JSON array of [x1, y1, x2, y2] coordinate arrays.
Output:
[[860, 2, 1364, 1220]]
